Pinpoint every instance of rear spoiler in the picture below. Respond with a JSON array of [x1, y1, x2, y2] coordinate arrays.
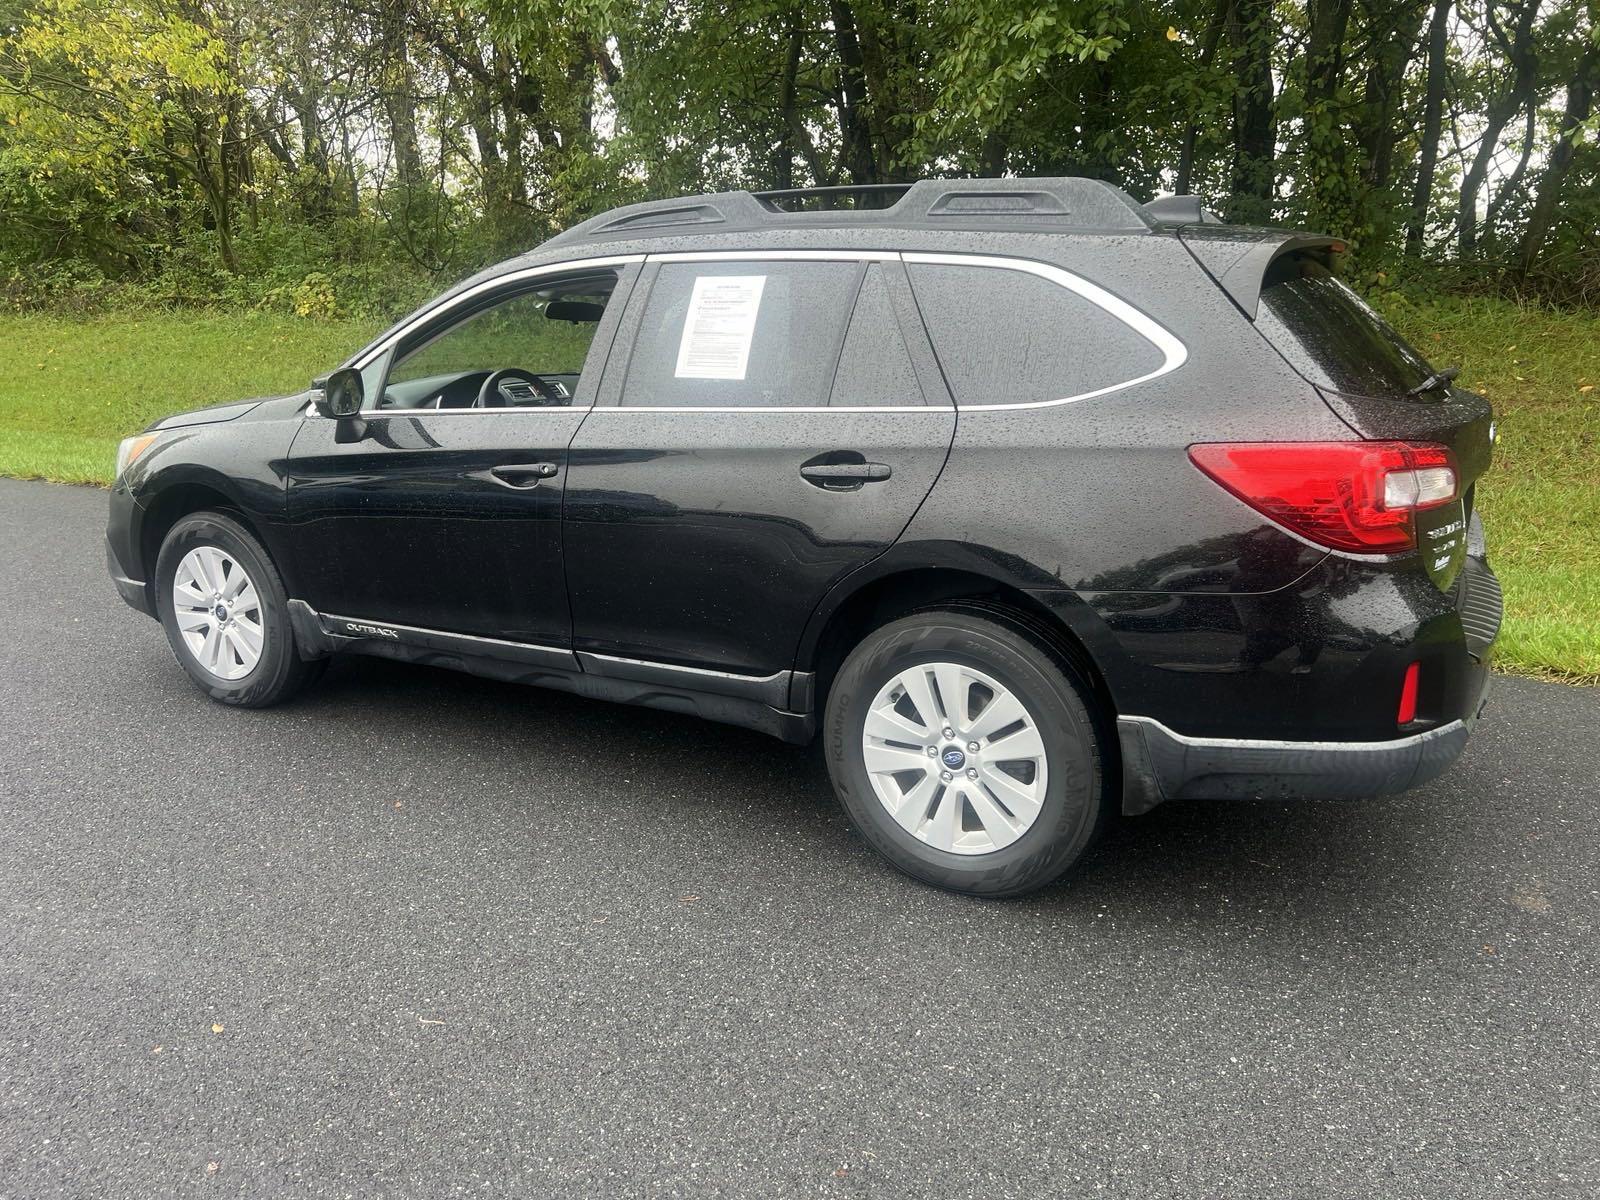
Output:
[[1175, 226, 1344, 320]]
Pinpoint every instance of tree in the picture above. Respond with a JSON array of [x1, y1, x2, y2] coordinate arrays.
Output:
[[0, 0, 247, 269]]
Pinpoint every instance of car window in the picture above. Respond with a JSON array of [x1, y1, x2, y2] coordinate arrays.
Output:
[[906, 263, 1165, 407], [620, 261, 857, 408], [1255, 256, 1433, 397], [379, 278, 615, 410], [828, 264, 927, 407]]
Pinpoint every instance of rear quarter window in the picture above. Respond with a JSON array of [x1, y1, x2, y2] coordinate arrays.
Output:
[[1255, 257, 1433, 397], [905, 261, 1167, 407]]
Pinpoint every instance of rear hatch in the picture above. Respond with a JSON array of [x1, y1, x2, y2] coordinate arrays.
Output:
[[1182, 229, 1493, 592]]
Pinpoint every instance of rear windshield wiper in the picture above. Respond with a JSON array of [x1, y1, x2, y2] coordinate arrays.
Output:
[[1405, 364, 1461, 397]]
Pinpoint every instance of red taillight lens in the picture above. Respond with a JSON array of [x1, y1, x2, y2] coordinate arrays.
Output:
[[1397, 661, 1421, 725], [1187, 441, 1458, 553]]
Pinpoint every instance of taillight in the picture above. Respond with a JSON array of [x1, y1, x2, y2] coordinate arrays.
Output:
[[1187, 441, 1458, 553]]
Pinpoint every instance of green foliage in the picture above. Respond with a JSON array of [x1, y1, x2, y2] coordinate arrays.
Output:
[[0, 0, 237, 177], [917, 0, 1127, 156], [0, 0, 1597, 307], [1389, 297, 1600, 682]]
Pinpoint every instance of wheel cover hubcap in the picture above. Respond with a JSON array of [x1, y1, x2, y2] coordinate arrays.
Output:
[[172, 546, 264, 681], [862, 660, 1049, 855]]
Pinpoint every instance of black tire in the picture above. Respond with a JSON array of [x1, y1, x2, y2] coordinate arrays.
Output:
[[154, 510, 322, 708], [824, 609, 1113, 898]]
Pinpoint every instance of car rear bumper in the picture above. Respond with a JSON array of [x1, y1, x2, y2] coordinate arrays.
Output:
[[1118, 672, 1488, 811], [1117, 548, 1500, 813]]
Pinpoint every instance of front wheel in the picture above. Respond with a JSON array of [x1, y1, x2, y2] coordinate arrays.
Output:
[[154, 510, 322, 708], [824, 610, 1112, 897]]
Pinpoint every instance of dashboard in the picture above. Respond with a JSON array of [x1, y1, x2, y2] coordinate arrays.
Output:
[[376, 370, 581, 411]]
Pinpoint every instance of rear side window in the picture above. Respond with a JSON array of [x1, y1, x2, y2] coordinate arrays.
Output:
[[621, 261, 856, 408], [906, 262, 1165, 407], [1255, 256, 1432, 397]]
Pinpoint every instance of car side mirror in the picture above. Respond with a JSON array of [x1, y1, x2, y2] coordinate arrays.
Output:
[[314, 368, 364, 419]]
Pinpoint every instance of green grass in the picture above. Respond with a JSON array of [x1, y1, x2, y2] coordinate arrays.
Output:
[[0, 299, 1595, 682], [0, 311, 382, 485], [1390, 298, 1600, 684]]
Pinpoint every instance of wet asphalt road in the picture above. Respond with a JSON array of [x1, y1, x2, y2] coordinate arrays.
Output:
[[0, 476, 1596, 1199]]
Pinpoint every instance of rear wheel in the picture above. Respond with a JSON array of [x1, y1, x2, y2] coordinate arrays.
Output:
[[824, 610, 1112, 897], [154, 511, 322, 708]]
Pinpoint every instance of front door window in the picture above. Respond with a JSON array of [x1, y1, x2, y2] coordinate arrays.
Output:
[[377, 279, 616, 412]]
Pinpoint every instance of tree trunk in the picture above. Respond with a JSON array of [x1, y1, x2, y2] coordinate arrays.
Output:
[[980, 129, 1007, 177], [1177, 0, 1227, 196], [829, 0, 878, 184], [191, 118, 238, 274], [1358, 1, 1427, 191], [1406, 0, 1451, 255], [1512, 44, 1598, 284], [1304, 0, 1354, 108], [1301, 0, 1355, 229], [1226, 0, 1276, 223], [772, 16, 803, 189], [1458, 0, 1538, 256], [1485, 103, 1538, 246], [379, 0, 423, 192]]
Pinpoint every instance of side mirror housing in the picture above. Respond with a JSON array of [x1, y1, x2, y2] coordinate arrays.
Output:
[[313, 368, 364, 419]]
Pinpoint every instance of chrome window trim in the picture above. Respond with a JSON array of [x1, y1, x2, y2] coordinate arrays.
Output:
[[901, 251, 1188, 411], [352, 253, 644, 370], [323, 404, 595, 419], [648, 248, 900, 263], [319, 253, 646, 417], [594, 249, 1186, 414], [320, 248, 1186, 418]]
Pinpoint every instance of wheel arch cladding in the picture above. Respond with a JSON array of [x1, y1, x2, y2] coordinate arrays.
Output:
[[139, 480, 271, 602], [802, 566, 1119, 732]]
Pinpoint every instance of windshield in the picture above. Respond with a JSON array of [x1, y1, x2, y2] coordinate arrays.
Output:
[[1255, 256, 1435, 398]]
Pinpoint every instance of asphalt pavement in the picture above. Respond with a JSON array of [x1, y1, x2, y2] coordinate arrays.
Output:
[[1, 476, 1596, 1199]]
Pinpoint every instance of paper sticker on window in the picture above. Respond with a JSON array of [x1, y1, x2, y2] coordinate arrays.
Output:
[[674, 275, 766, 380]]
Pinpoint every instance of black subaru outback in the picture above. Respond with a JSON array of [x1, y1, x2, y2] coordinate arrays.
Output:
[[107, 178, 1501, 897]]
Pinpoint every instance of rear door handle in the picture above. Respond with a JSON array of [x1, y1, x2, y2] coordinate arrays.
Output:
[[799, 461, 893, 489], [490, 462, 559, 488]]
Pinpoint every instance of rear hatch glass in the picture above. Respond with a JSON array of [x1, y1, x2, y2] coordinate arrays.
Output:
[[1254, 257, 1434, 398]]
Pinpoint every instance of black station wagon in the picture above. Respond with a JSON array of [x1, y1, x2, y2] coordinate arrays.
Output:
[[107, 177, 1502, 896]]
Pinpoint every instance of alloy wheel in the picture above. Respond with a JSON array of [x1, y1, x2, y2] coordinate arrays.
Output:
[[171, 545, 264, 681], [861, 660, 1049, 855]]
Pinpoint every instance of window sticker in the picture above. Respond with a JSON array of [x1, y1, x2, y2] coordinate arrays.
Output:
[[674, 275, 766, 380]]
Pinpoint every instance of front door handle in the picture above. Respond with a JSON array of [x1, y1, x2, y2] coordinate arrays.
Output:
[[489, 462, 559, 488], [799, 461, 893, 490]]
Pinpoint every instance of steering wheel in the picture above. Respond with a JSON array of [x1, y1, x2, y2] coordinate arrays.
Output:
[[475, 368, 558, 408]]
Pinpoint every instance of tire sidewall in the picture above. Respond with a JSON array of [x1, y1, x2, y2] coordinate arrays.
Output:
[[825, 614, 1105, 896], [154, 512, 300, 707]]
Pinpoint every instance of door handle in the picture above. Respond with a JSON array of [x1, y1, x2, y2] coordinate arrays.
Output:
[[799, 461, 892, 490], [489, 462, 559, 488]]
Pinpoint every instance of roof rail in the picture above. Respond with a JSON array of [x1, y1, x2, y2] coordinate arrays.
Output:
[[543, 176, 1158, 249], [902, 178, 1149, 229]]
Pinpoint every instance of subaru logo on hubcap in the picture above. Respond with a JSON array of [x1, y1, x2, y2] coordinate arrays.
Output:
[[213, 604, 228, 621], [941, 746, 966, 770]]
